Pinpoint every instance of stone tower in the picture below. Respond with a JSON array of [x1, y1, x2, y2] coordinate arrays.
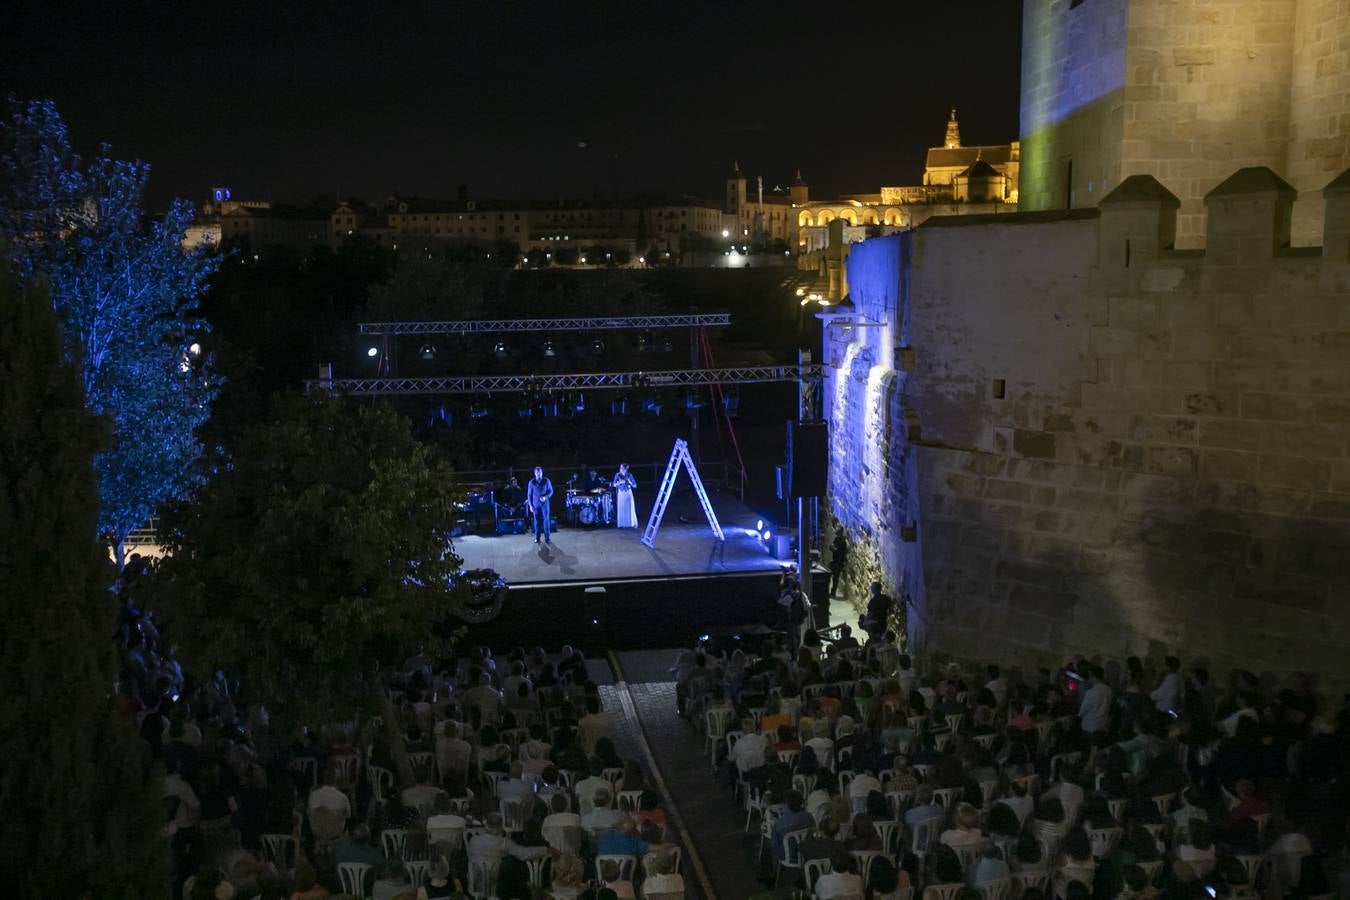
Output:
[[725, 161, 747, 214], [790, 168, 809, 206], [1018, 0, 1350, 248], [944, 109, 961, 149]]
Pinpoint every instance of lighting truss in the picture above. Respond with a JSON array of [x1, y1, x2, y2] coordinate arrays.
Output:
[[357, 312, 732, 335], [306, 365, 824, 396]]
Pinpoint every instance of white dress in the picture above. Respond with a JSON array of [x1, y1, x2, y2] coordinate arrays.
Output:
[[614, 473, 638, 528]]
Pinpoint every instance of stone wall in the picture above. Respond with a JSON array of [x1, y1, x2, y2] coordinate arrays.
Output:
[[822, 234, 926, 642], [1020, 0, 1348, 250], [826, 165, 1350, 686], [1019, 0, 1130, 213], [1288, 0, 1350, 245], [1120, 0, 1297, 247]]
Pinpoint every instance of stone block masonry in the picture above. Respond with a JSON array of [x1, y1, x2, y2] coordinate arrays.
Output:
[[826, 164, 1350, 688]]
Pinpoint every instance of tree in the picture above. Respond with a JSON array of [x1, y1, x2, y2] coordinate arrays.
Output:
[[0, 249, 169, 898], [0, 99, 221, 565], [151, 392, 468, 786]]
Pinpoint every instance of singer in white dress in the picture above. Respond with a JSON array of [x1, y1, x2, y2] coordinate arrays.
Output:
[[613, 463, 638, 528]]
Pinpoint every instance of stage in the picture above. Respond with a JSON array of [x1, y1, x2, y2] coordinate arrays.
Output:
[[451, 491, 823, 650], [455, 496, 786, 587]]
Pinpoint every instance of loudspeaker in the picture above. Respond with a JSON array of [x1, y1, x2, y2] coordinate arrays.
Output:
[[791, 421, 828, 497]]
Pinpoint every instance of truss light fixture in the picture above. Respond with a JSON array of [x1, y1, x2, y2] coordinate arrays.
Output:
[[366, 346, 379, 358], [543, 340, 556, 358], [590, 338, 605, 356], [494, 341, 508, 358], [419, 343, 437, 360]]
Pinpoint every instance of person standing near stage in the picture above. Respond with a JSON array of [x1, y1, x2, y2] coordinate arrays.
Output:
[[829, 529, 849, 598], [612, 463, 638, 528], [527, 466, 553, 544]]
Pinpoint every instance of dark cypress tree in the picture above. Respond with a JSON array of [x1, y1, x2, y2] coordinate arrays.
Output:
[[0, 249, 169, 897]]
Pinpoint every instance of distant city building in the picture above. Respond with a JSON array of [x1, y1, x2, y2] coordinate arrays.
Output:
[[790, 110, 1020, 299]]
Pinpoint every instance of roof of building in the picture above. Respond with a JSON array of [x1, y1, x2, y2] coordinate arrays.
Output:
[[958, 160, 1003, 179], [925, 144, 1014, 170]]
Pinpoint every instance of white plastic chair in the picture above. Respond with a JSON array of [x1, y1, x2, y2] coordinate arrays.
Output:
[[466, 858, 500, 899], [367, 764, 394, 803], [259, 833, 296, 870], [706, 707, 735, 761], [617, 788, 644, 812], [886, 789, 914, 819], [933, 786, 963, 811], [976, 877, 1011, 900], [805, 857, 833, 892], [924, 882, 965, 900], [776, 827, 809, 886], [381, 827, 408, 859], [337, 862, 373, 898], [1013, 871, 1050, 895], [642, 847, 683, 876], [403, 858, 429, 890], [874, 819, 901, 856], [793, 772, 818, 796], [852, 849, 883, 889], [543, 824, 582, 855], [595, 853, 637, 882], [407, 751, 435, 783], [500, 798, 527, 834], [1086, 826, 1123, 860], [524, 856, 550, 889]]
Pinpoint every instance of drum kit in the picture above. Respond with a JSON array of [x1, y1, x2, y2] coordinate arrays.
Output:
[[565, 487, 614, 526]]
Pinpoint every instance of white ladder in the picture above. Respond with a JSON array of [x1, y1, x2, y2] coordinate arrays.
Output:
[[641, 438, 725, 548]]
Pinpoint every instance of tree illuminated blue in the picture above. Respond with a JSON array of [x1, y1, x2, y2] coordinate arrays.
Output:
[[1, 99, 221, 564]]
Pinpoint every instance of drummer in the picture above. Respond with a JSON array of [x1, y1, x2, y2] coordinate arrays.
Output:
[[584, 468, 609, 491]]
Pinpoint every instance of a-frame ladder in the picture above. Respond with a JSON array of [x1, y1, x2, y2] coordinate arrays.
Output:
[[641, 438, 725, 548]]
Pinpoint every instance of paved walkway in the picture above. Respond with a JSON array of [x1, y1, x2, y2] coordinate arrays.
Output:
[[605, 649, 775, 900]]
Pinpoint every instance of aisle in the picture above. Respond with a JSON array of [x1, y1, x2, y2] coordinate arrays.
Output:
[[609, 649, 771, 900]]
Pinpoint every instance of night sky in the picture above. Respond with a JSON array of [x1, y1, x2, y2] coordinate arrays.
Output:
[[4, 1, 1023, 211]]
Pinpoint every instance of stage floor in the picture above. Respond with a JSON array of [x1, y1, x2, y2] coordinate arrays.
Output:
[[455, 493, 786, 587]]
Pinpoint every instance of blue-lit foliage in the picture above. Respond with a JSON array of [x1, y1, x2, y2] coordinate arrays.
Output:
[[0, 100, 221, 562]]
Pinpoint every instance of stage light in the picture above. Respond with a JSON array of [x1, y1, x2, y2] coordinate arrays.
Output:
[[188, 341, 202, 356], [610, 397, 630, 416], [419, 343, 437, 360], [540, 397, 560, 417], [590, 338, 605, 356], [470, 402, 489, 419], [517, 404, 533, 419], [494, 341, 508, 358], [756, 519, 764, 531], [762, 530, 772, 541], [366, 346, 379, 358], [662, 338, 674, 353], [543, 341, 556, 358], [636, 331, 651, 351], [684, 393, 704, 410], [571, 393, 586, 414], [641, 397, 663, 416]]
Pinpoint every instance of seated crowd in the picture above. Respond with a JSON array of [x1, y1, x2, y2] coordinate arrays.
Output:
[[677, 625, 1350, 900], [116, 571, 685, 900]]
